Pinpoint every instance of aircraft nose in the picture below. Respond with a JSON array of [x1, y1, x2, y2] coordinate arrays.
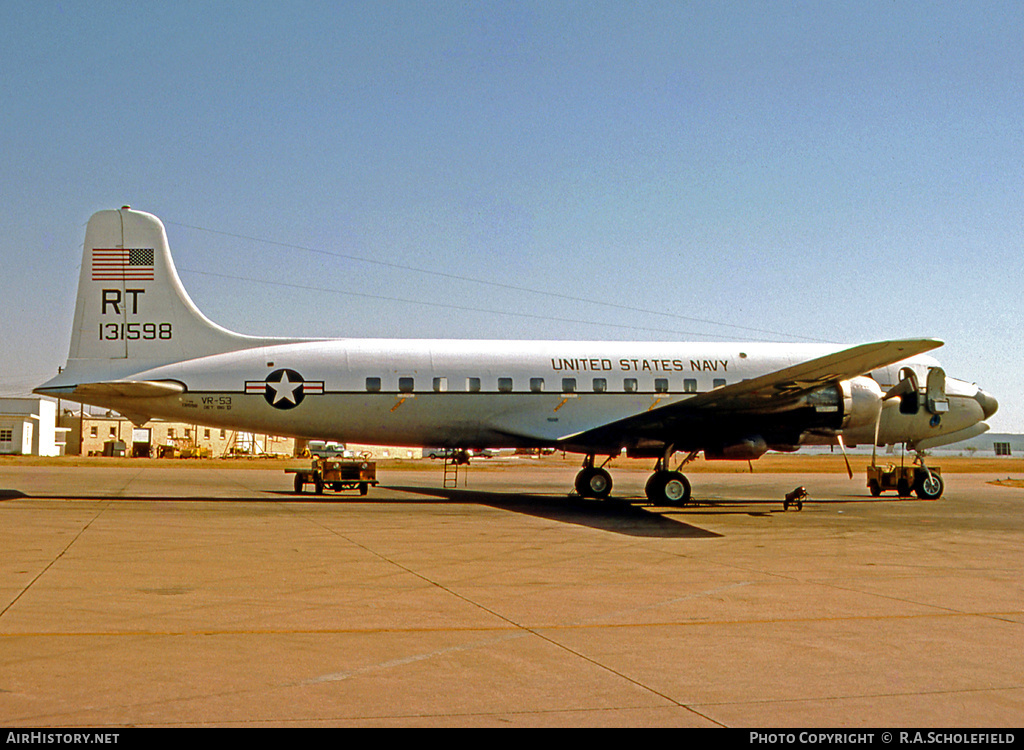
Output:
[[975, 389, 999, 420]]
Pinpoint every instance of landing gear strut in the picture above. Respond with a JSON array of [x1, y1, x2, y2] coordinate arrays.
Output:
[[574, 454, 613, 499]]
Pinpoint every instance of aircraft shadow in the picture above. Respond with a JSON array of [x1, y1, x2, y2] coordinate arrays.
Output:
[[382, 485, 722, 538], [7, 486, 719, 538]]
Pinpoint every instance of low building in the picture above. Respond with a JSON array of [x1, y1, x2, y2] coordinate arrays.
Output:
[[60, 412, 299, 458], [0, 398, 67, 456]]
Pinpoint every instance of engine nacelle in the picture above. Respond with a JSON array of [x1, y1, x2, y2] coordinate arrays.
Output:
[[705, 435, 768, 461], [792, 376, 882, 432], [839, 376, 884, 431]]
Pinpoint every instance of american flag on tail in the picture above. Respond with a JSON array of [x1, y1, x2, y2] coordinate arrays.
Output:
[[91, 248, 155, 281]]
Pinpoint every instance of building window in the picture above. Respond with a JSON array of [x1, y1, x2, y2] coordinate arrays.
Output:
[[466, 377, 481, 393], [109, 426, 117, 437], [220, 429, 227, 439], [204, 429, 211, 439], [497, 377, 513, 393], [561, 378, 577, 393], [185, 429, 191, 439], [623, 378, 637, 393], [994, 442, 1012, 456], [684, 379, 697, 393], [398, 377, 414, 393], [168, 428, 175, 438], [366, 377, 382, 393], [0, 428, 12, 442], [90, 426, 98, 438], [530, 378, 545, 393], [654, 378, 669, 393]]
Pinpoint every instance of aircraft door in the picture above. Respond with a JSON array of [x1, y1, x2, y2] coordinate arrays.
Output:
[[926, 367, 949, 414], [897, 367, 919, 414]]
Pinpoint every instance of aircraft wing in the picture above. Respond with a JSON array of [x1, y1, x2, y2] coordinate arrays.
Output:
[[562, 338, 943, 447], [664, 338, 941, 413]]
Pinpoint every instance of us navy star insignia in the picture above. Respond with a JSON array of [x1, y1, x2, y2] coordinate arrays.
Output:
[[244, 369, 324, 409]]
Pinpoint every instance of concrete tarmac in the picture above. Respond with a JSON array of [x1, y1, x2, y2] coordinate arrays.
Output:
[[1, 460, 1022, 727]]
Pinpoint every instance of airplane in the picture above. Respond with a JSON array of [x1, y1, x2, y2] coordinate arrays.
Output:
[[35, 207, 998, 504]]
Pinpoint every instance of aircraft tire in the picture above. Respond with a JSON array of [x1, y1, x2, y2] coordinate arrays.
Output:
[[915, 473, 944, 500], [645, 471, 690, 506], [575, 467, 612, 499]]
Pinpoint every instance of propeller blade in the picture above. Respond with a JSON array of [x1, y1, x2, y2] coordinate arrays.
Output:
[[837, 433, 853, 479]]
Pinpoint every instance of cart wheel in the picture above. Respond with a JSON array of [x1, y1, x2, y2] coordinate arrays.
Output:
[[314, 475, 324, 495], [868, 480, 881, 497], [897, 479, 911, 497], [359, 482, 369, 496], [294, 474, 304, 494]]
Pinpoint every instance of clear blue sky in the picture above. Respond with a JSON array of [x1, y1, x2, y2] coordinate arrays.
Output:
[[2, 1, 1022, 431]]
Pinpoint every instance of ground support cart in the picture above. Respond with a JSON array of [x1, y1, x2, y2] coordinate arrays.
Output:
[[866, 463, 943, 499], [287, 458, 378, 496]]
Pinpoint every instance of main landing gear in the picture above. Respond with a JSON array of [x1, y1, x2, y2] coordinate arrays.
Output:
[[643, 449, 694, 506], [575, 455, 614, 499], [572, 450, 695, 506]]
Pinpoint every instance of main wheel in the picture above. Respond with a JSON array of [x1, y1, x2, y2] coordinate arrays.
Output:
[[575, 467, 612, 499], [915, 472, 944, 499], [645, 471, 690, 506]]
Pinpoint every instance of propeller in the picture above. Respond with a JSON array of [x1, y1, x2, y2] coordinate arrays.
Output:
[[836, 433, 853, 479]]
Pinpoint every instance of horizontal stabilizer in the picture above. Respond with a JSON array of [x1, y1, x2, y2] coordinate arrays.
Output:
[[38, 380, 185, 400]]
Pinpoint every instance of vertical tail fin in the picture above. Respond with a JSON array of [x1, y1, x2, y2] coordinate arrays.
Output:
[[43, 207, 283, 388]]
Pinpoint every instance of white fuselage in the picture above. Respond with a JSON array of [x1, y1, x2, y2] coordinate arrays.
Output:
[[86, 338, 986, 454]]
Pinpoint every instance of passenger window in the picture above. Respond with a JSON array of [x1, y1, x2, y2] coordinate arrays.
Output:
[[654, 378, 669, 393], [530, 377, 545, 393], [466, 377, 481, 393], [684, 379, 697, 393], [713, 378, 726, 389], [623, 378, 637, 393], [498, 377, 513, 393], [398, 377, 414, 393], [561, 378, 577, 393], [432, 377, 448, 392], [592, 378, 607, 393], [366, 377, 382, 393]]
